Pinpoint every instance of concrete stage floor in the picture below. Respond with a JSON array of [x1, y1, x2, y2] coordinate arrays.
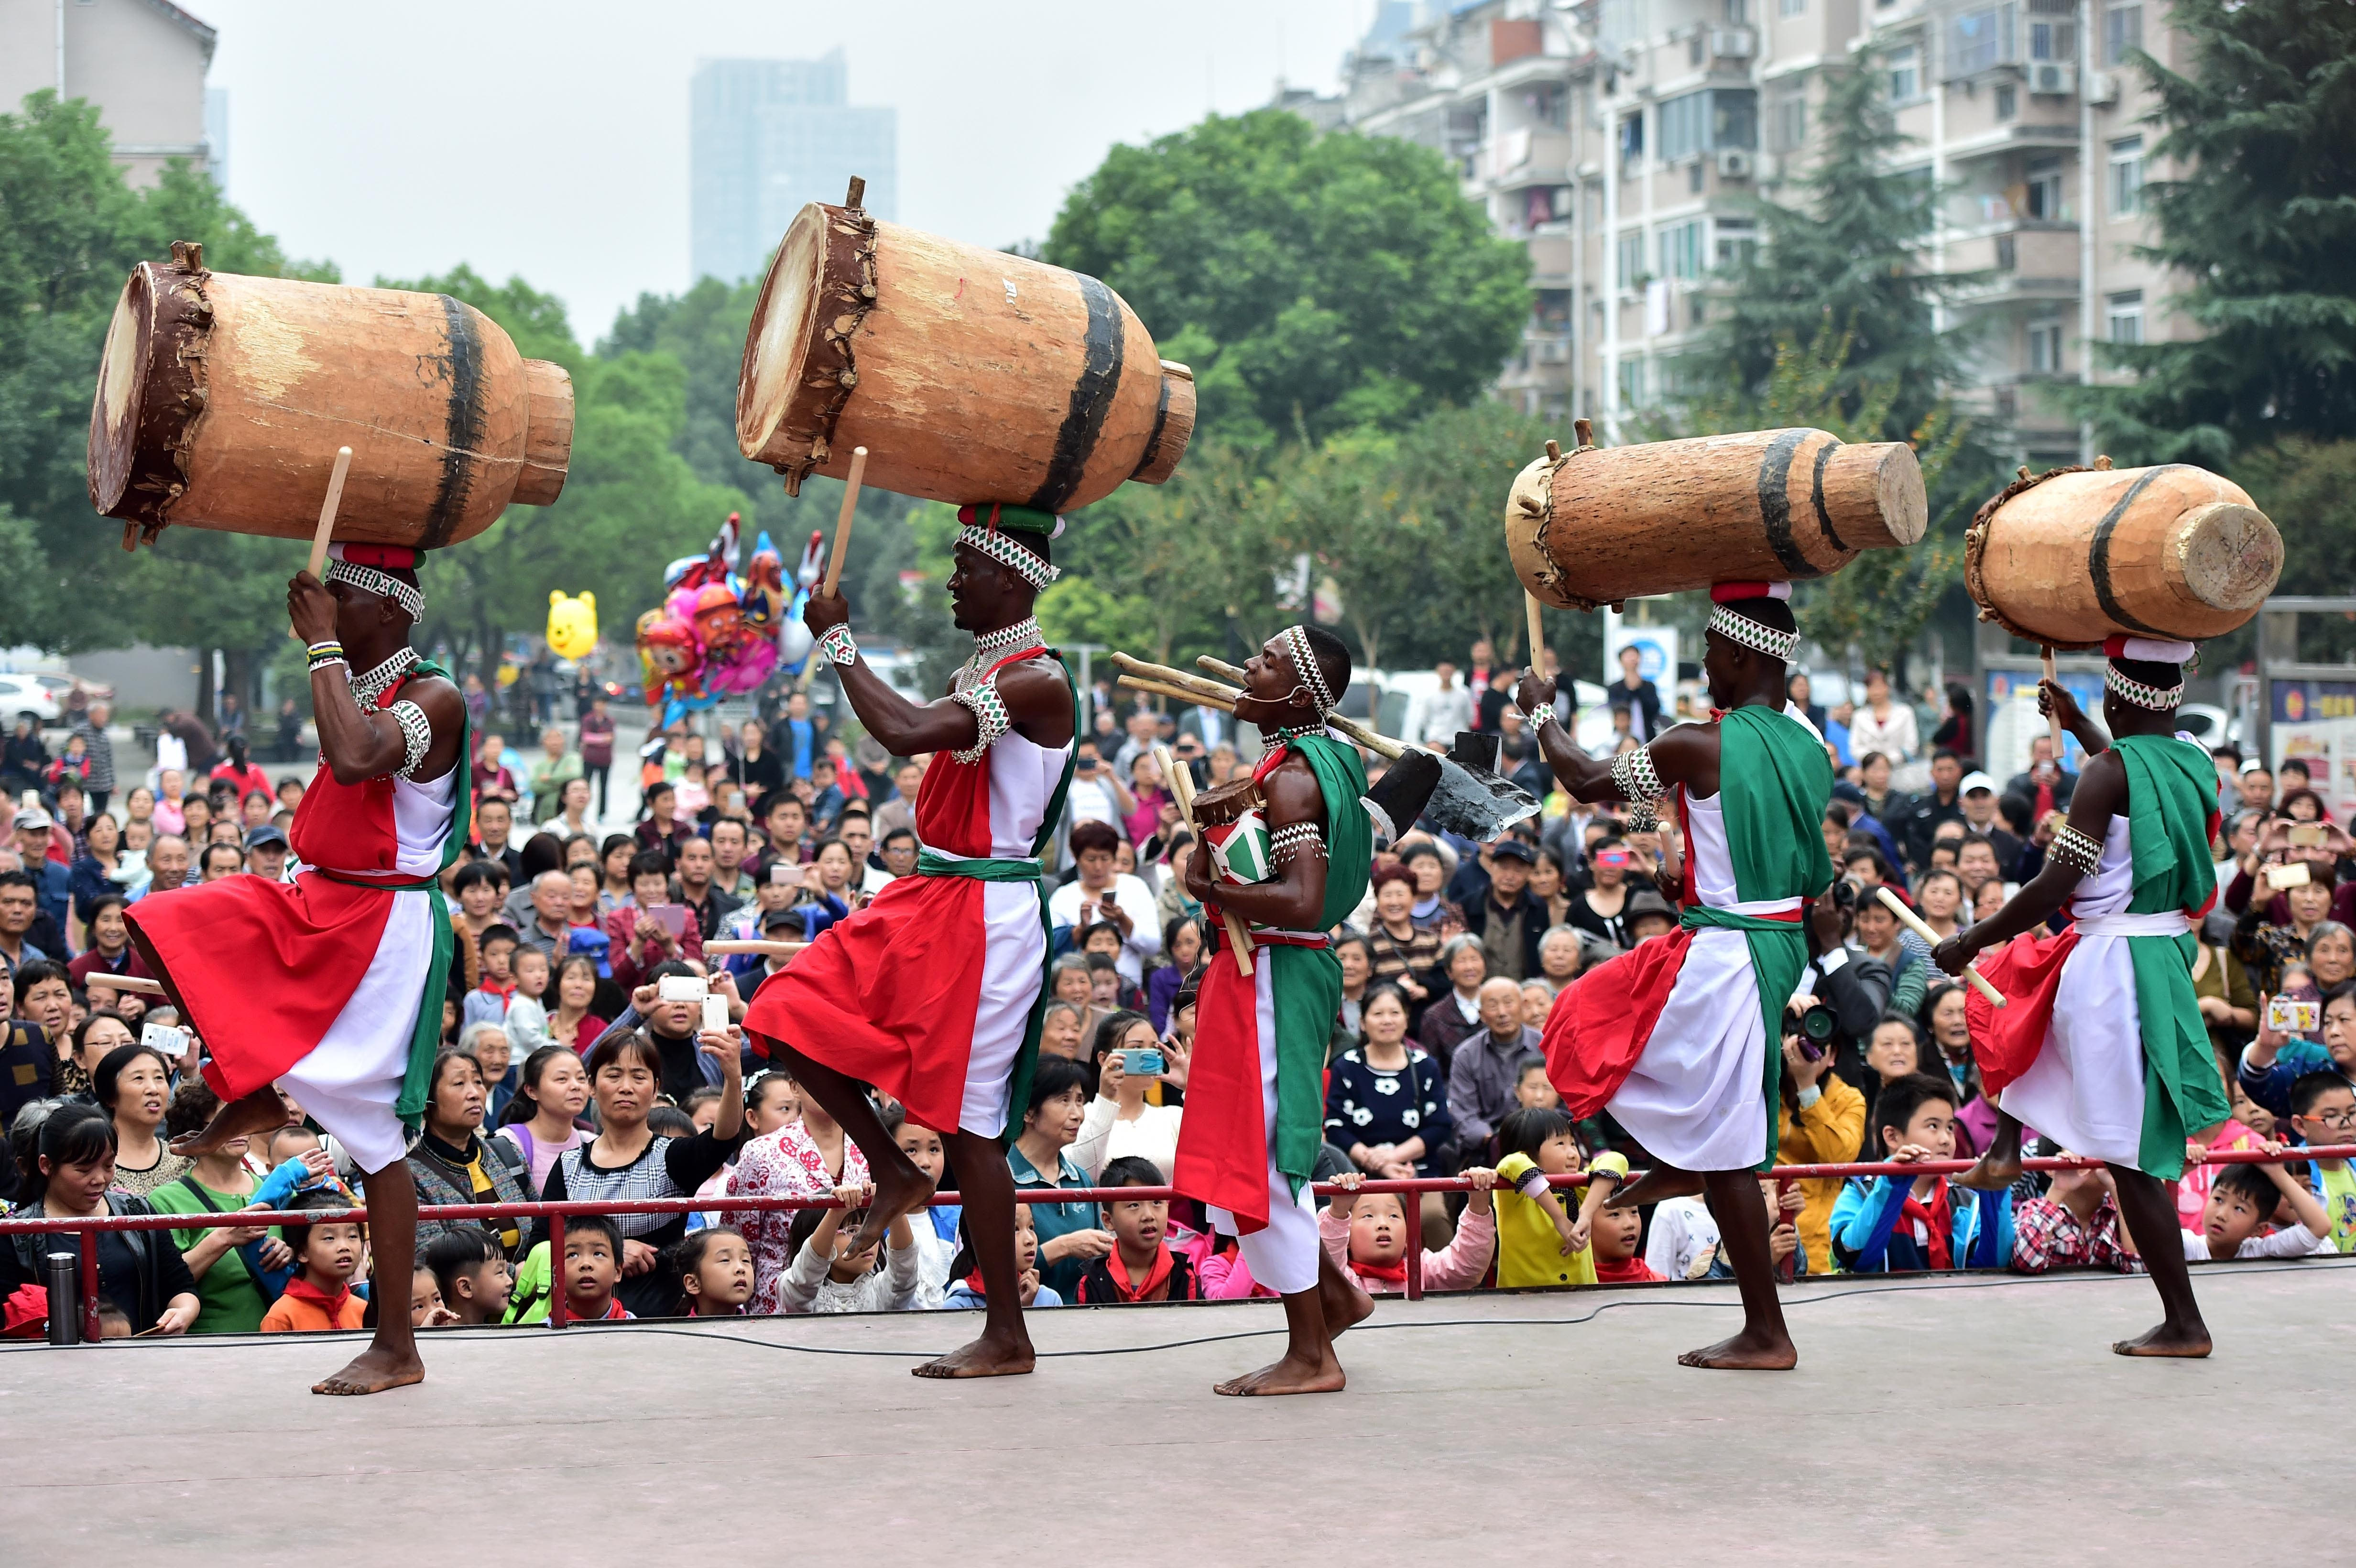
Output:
[[4, 1259, 2348, 1564]]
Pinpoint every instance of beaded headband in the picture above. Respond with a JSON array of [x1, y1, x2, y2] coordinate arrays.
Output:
[[955, 503, 1060, 591], [2105, 664, 2183, 710], [1706, 603, 1799, 662], [325, 558, 425, 621], [1280, 625, 1336, 715]]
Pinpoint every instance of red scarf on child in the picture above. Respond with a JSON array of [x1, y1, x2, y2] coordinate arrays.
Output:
[[1593, 1255, 1662, 1284], [1101, 1245, 1177, 1303], [1351, 1255, 1409, 1284], [282, 1276, 351, 1321], [1899, 1179, 1954, 1270]]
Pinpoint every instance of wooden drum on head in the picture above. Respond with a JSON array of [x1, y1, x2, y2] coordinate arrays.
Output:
[[736, 201, 1194, 510], [1964, 463, 2282, 649], [88, 243, 574, 551], [1506, 428, 1927, 610]]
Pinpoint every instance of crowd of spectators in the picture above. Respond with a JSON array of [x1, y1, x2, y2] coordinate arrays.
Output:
[[2, 647, 2347, 1342]]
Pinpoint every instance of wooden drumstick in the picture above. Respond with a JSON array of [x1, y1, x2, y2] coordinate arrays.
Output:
[[87, 973, 164, 995], [1875, 885, 2005, 1008], [2040, 646, 2064, 755], [704, 939, 808, 958], [820, 446, 869, 598], [306, 446, 353, 581], [1157, 743, 1253, 976], [1525, 590, 1546, 673]]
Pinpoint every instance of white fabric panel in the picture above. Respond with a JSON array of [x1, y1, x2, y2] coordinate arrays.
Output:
[[1606, 928, 1770, 1171], [1207, 960, 1320, 1294], [278, 887, 434, 1173]]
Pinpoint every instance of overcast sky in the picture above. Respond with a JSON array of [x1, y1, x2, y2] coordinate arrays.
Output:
[[196, 0, 1374, 345]]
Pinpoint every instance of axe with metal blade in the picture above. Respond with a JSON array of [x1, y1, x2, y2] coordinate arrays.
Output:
[[1108, 653, 1541, 841]]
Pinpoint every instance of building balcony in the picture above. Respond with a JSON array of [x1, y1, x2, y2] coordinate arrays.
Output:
[[1943, 120, 2080, 163], [1479, 128, 1574, 184]]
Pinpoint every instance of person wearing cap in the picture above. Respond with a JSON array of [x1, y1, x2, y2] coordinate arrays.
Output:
[[1954, 770, 2024, 873], [1170, 622, 1382, 1398], [1934, 635, 2231, 1358], [11, 810, 69, 937], [741, 503, 1077, 1382], [2234, 756, 2275, 814], [241, 825, 290, 883], [1516, 580, 1832, 1372], [1457, 835, 1546, 982], [127, 541, 468, 1398]]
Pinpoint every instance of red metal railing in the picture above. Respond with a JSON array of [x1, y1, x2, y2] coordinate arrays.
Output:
[[6, 1145, 2349, 1338]]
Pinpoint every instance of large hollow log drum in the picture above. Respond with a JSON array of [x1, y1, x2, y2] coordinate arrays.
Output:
[[88, 241, 575, 551], [1964, 461, 2282, 649], [1506, 428, 1927, 609], [736, 199, 1193, 510]]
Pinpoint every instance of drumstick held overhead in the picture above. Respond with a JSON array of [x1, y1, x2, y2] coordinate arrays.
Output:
[[820, 446, 869, 598], [306, 446, 354, 581], [2041, 646, 2065, 755], [1525, 591, 1546, 673], [1875, 886, 2006, 1008]]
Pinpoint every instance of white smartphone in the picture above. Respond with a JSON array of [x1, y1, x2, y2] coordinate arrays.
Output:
[[702, 995, 730, 1034], [2266, 860, 2312, 891], [141, 1023, 190, 1058], [658, 975, 707, 1003]]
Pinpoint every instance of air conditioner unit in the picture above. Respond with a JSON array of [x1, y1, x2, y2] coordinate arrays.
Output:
[[1711, 27, 1756, 59], [2085, 70, 2119, 106], [2028, 63, 2077, 96], [1716, 149, 1755, 180]]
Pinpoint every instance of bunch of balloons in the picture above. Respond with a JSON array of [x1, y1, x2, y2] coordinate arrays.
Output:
[[633, 512, 825, 728]]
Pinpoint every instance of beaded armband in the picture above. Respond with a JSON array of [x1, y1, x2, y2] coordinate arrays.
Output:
[[817, 624, 858, 667], [949, 677, 1011, 764], [1524, 703, 1559, 732], [1610, 745, 1663, 807], [389, 699, 433, 779], [1269, 822, 1327, 865], [2050, 823, 2104, 876]]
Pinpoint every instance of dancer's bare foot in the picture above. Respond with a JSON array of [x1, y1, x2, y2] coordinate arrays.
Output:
[[1214, 1350, 1345, 1396], [913, 1328, 1036, 1379], [2113, 1321, 2212, 1358], [170, 1085, 286, 1160], [851, 1164, 935, 1256], [1955, 1149, 2022, 1192], [1677, 1328, 1798, 1371], [312, 1344, 425, 1396]]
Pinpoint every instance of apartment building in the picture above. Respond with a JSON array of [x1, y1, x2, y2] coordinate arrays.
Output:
[[1298, 0, 2183, 467], [0, 0, 218, 188], [690, 51, 898, 289]]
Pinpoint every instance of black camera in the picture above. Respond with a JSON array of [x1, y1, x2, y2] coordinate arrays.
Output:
[[1784, 1002, 1837, 1059], [1830, 877, 1858, 912]]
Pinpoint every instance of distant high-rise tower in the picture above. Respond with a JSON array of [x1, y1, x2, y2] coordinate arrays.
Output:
[[691, 50, 898, 288]]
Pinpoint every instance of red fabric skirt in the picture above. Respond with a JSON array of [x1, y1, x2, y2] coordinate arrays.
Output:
[[124, 873, 394, 1101], [1963, 927, 2080, 1099], [1542, 927, 1693, 1118], [742, 873, 987, 1138]]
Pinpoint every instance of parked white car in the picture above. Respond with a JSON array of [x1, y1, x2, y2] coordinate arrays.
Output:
[[0, 676, 62, 726]]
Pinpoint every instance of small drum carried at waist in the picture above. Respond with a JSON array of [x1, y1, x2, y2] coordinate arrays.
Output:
[[1965, 463, 2282, 648]]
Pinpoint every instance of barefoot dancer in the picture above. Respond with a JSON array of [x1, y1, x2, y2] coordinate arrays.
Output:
[[1932, 638, 2230, 1357], [1516, 583, 1831, 1372], [128, 545, 466, 1395], [1172, 626, 1378, 1397], [742, 504, 1075, 1380]]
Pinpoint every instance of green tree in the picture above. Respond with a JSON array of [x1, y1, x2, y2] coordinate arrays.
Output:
[[2070, 0, 2356, 463], [1705, 54, 1974, 442], [1382, 400, 1560, 672], [1044, 109, 1531, 444]]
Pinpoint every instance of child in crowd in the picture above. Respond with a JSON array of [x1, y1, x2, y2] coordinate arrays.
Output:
[[1830, 1074, 2013, 1272], [883, 1104, 958, 1308], [1084, 953, 1128, 1015], [2289, 1071, 2356, 1252], [673, 1227, 756, 1317], [1644, 1180, 1807, 1281], [2182, 1155, 2334, 1260], [1493, 1105, 1630, 1288], [1320, 1167, 1497, 1295], [943, 1204, 1062, 1310], [561, 1215, 631, 1322], [422, 1227, 515, 1326], [409, 1268, 458, 1328], [462, 925, 522, 1034], [744, 1071, 802, 1137], [1589, 1179, 1663, 1284], [2011, 1151, 2137, 1274], [503, 946, 553, 1066], [1512, 1060, 1561, 1111], [259, 1193, 369, 1333], [780, 1192, 922, 1314], [1075, 1156, 1203, 1304]]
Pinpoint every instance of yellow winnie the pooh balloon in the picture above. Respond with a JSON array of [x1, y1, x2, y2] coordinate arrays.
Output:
[[546, 590, 599, 661]]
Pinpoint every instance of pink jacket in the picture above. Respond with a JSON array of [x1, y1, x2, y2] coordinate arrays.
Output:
[[1319, 1202, 1496, 1294]]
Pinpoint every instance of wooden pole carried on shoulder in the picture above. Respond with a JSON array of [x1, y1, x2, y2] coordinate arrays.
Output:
[[1157, 742, 1253, 976], [1875, 885, 2005, 1008]]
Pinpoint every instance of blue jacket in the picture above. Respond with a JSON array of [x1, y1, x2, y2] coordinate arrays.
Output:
[[1831, 1174, 2013, 1272], [29, 857, 69, 936], [2237, 1040, 2334, 1121]]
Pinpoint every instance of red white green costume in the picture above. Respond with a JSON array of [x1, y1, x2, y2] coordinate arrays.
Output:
[[743, 643, 1076, 1139], [1965, 732, 2227, 1178], [1174, 732, 1372, 1292], [126, 658, 469, 1173], [1543, 706, 1832, 1171]]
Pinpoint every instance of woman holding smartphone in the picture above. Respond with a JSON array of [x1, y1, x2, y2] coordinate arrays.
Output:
[[1566, 835, 1638, 950], [1068, 1010, 1185, 1181]]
